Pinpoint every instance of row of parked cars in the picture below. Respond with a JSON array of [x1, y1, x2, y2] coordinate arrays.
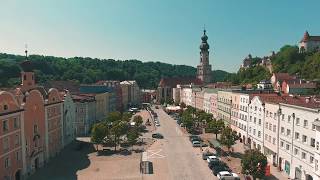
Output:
[[204, 151, 240, 180]]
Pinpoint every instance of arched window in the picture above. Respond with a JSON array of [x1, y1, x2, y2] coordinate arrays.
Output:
[[3, 104, 8, 110]]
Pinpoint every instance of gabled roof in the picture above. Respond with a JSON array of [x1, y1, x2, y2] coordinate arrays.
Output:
[[158, 77, 202, 88], [300, 31, 320, 42], [273, 73, 295, 81]]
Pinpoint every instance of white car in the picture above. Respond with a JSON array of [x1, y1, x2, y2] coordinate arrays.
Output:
[[206, 155, 219, 163], [217, 171, 240, 180], [155, 122, 160, 126]]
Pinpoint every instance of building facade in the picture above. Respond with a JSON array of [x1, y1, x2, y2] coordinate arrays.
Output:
[[217, 90, 232, 125], [299, 31, 320, 52], [0, 91, 24, 180], [62, 91, 75, 146], [45, 88, 63, 160]]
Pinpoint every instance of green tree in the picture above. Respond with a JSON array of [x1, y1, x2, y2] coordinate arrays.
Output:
[[206, 119, 224, 139], [127, 128, 140, 150], [241, 149, 268, 180], [220, 126, 237, 151], [133, 115, 143, 127], [180, 102, 186, 109], [91, 123, 107, 151], [110, 120, 129, 151], [107, 111, 122, 123]]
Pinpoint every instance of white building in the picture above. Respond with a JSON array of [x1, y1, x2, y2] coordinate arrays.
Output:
[[248, 96, 265, 152], [278, 102, 319, 180], [264, 101, 281, 166], [313, 119, 320, 180], [299, 31, 320, 53], [238, 93, 250, 144], [203, 92, 212, 114]]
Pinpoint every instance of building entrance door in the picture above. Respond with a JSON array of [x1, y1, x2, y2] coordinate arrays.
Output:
[[295, 167, 302, 180]]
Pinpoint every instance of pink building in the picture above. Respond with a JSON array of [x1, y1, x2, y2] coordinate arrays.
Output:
[[230, 93, 240, 133], [0, 91, 23, 180], [45, 89, 63, 160], [20, 88, 46, 175]]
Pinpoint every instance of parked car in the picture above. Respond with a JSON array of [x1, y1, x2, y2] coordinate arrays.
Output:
[[208, 160, 221, 169], [206, 155, 219, 163], [192, 141, 202, 147], [202, 151, 216, 160], [152, 133, 163, 139], [217, 171, 240, 180], [189, 135, 202, 142], [211, 162, 231, 176], [155, 122, 160, 126]]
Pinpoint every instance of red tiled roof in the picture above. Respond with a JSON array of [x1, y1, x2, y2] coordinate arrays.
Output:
[[158, 77, 202, 88], [251, 93, 320, 109], [274, 73, 295, 81]]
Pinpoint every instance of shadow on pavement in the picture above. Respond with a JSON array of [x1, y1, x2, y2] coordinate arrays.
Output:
[[27, 140, 93, 180]]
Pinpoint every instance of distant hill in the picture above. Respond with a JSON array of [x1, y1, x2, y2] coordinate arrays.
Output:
[[226, 45, 320, 85], [0, 53, 231, 89]]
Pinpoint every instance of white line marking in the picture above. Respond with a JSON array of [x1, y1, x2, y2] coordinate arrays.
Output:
[[147, 149, 165, 159]]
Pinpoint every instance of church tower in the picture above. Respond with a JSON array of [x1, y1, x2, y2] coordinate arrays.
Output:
[[197, 29, 212, 84]]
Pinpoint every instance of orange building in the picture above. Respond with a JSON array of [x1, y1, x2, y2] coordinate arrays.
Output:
[[0, 91, 24, 180]]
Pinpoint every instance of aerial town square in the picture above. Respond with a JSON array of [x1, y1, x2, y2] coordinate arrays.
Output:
[[1, 1, 320, 180]]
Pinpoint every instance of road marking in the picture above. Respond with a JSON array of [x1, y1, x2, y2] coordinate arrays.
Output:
[[147, 149, 165, 159]]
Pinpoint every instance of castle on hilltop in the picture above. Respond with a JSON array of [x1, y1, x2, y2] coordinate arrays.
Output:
[[240, 51, 274, 73], [299, 31, 320, 53]]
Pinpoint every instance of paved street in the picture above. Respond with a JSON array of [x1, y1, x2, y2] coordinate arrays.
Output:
[[143, 107, 215, 180]]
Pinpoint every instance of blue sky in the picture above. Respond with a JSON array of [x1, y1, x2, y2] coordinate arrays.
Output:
[[0, 0, 319, 72]]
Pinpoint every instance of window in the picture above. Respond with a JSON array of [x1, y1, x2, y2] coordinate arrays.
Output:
[[281, 127, 284, 134], [273, 138, 276, 145], [296, 118, 300, 125], [280, 141, 284, 147], [269, 124, 272, 130], [14, 117, 19, 129], [286, 129, 291, 136], [311, 138, 316, 147], [295, 132, 300, 140], [304, 120, 308, 127], [4, 157, 10, 168], [3, 104, 8, 110], [16, 151, 21, 161], [34, 124, 38, 134], [302, 152, 306, 159], [286, 144, 290, 150], [254, 117, 256, 124], [258, 131, 261, 138], [2, 120, 8, 132], [274, 113, 277, 119], [3, 137, 9, 152], [317, 142, 319, 150], [15, 134, 20, 145], [288, 115, 291, 123], [316, 160, 319, 171], [294, 148, 298, 155], [310, 156, 314, 164], [266, 111, 269, 117], [302, 135, 307, 143], [258, 119, 261, 125], [282, 114, 285, 121], [268, 135, 271, 142], [265, 134, 268, 140], [253, 129, 256, 135], [266, 122, 269, 129], [312, 124, 316, 130], [273, 125, 276, 132]]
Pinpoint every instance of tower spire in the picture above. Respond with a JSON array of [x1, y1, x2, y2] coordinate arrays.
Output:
[[203, 24, 206, 35], [25, 44, 28, 60]]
